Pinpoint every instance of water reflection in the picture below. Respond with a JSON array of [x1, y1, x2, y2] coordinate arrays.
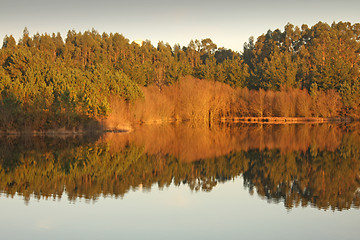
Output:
[[0, 123, 359, 210]]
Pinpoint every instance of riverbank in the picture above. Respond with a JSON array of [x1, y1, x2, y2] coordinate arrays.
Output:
[[0, 126, 132, 137], [220, 117, 354, 124], [0, 117, 356, 136]]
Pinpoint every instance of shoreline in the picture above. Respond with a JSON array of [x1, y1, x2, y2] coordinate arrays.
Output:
[[0, 117, 356, 136], [220, 117, 354, 124], [0, 128, 131, 137]]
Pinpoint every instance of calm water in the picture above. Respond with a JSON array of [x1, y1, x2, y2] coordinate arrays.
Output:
[[0, 123, 359, 239]]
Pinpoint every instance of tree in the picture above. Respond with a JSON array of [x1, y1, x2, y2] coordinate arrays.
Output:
[[2, 35, 16, 49]]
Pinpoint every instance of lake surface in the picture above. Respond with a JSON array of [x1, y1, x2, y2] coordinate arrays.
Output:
[[0, 123, 359, 239]]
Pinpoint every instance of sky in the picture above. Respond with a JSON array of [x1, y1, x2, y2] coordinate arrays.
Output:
[[1, 178, 360, 239], [1, 0, 359, 52]]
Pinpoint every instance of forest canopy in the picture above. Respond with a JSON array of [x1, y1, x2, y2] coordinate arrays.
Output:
[[0, 21, 360, 131]]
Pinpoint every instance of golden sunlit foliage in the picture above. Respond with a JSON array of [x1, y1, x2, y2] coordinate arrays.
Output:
[[105, 77, 345, 129]]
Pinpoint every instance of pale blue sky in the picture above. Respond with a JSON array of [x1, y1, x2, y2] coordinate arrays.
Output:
[[1, 0, 359, 52]]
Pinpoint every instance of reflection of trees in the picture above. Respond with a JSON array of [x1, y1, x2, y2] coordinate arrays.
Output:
[[0, 125, 359, 210], [103, 123, 345, 162], [242, 139, 360, 210]]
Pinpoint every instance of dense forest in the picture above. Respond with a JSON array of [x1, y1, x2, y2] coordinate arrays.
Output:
[[1, 124, 359, 210], [0, 21, 360, 131]]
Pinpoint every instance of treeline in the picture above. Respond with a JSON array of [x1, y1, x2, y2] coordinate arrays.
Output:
[[105, 77, 344, 127], [1, 21, 360, 130], [1, 124, 359, 210]]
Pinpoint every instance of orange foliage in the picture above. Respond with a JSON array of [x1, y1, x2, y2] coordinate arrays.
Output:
[[102, 97, 133, 131], [104, 76, 345, 130]]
